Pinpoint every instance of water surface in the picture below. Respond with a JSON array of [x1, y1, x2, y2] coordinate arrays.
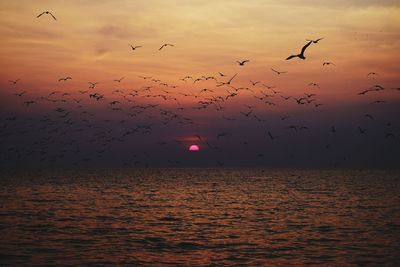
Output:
[[1, 169, 399, 266]]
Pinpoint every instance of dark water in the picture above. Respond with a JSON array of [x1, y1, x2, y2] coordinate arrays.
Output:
[[0, 169, 399, 266]]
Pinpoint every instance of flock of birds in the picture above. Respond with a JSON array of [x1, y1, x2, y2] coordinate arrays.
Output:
[[0, 10, 399, 168]]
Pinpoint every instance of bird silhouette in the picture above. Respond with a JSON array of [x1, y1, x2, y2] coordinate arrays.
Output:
[[37, 11, 57, 20], [323, 62, 335, 66], [236, 60, 249, 66], [271, 68, 287, 75], [217, 73, 237, 87], [58, 76, 72, 82], [159, 44, 174, 50], [129, 44, 142, 50], [286, 41, 312, 60], [9, 79, 20, 85]]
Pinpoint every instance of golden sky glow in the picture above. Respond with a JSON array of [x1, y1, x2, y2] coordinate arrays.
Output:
[[0, 0, 399, 107]]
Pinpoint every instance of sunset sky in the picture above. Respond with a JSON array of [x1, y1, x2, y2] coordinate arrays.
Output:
[[0, 1, 399, 168]]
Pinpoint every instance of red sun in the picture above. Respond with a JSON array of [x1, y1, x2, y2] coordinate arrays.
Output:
[[189, 145, 200, 151]]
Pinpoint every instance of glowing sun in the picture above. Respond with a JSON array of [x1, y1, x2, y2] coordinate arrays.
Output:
[[189, 145, 200, 151]]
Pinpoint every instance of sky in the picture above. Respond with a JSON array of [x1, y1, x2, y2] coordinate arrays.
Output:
[[0, 0, 399, 168]]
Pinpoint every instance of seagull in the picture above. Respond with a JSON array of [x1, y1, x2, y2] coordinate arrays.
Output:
[[308, 82, 320, 87], [365, 114, 374, 120], [113, 77, 124, 82], [58, 76, 72, 82], [236, 60, 249, 66], [323, 62, 336, 66], [306, 38, 323, 44], [286, 41, 312, 60], [37, 11, 57, 20], [9, 79, 20, 85], [88, 82, 99, 89], [240, 110, 253, 117], [367, 72, 379, 77], [129, 44, 142, 50], [217, 73, 237, 87], [14, 91, 26, 97], [358, 127, 367, 134], [267, 131, 279, 140], [271, 68, 287, 75], [250, 80, 260, 86], [159, 44, 174, 50]]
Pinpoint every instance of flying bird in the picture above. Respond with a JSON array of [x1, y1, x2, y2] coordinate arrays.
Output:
[[323, 62, 336, 66], [286, 41, 312, 60], [37, 11, 57, 20], [271, 68, 287, 75], [267, 131, 279, 140], [159, 44, 174, 50], [58, 76, 72, 82], [367, 72, 379, 77], [113, 77, 124, 82], [217, 73, 237, 87], [88, 82, 99, 88], [250, 80, 260, 86], [129, 44, 142, 50], [9, 79, 20, 85], [236, 60, 249, 66]]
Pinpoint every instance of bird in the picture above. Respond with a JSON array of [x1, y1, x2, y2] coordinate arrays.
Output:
[[129, 44, 142, 50], [308, 82, 320, 87], [88, 82, 99, 89], [367, 72, 379, 77], [365, 114, 374, 120], [358, 127, 367, 134], [323, 62, 335, 66], [236, 60, 249, 66], [217, 73, 237, 87], [159, 44, 174, 50], [37, 11, 57, 20], [14, 91, 26, 97], [58, 76, 72, 82], [286, 41, 312, 60], [240, 110, 253, 117], [371, 100, 386, 104], [9, 79, 20, 85], [250, 80, 260, 86], [271, 68, 287, 75], [280, 116, 290, 121], [113, 77, 124, 82], [306, 37, 323, 43], [267, 131, 279, 140]]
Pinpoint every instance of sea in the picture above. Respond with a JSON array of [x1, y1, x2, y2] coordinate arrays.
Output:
[[1, 168, 399, 266]]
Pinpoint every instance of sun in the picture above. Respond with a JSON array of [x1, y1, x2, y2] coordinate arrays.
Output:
[[189, 145, 200, 151]]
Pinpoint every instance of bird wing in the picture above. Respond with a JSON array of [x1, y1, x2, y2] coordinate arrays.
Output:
[[49, 12, 57, 20], [228, 73, 238, 83], [37, 12, 46, 18], [286, 55, 297, 60], [301, 41, 312, 55]]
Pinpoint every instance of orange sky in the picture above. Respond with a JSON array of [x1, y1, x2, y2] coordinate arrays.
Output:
[[0, 0, 399, 107]]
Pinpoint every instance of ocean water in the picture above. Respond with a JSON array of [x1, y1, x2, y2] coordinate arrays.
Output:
[[0, 169, 399, 266]]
